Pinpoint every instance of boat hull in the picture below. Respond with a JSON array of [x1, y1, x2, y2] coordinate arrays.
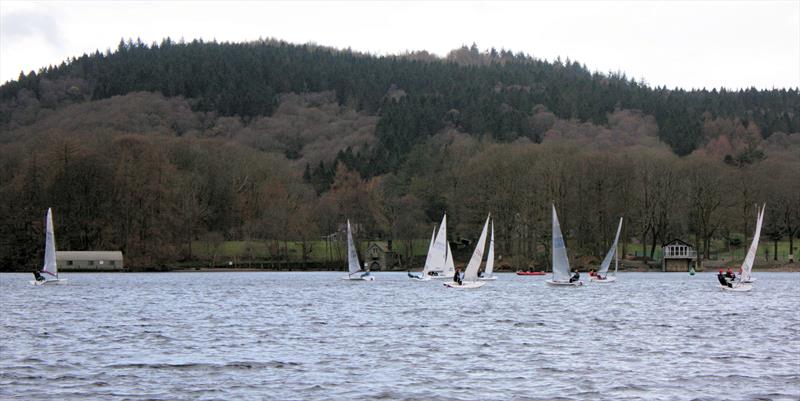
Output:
[[443, 281, 486, 289], [30, 278, 68, 286], [478, 276, 497, 281], [516, 271, 546, 276], [341, 275, 375, 281], [741, 277, 756, 283], [408, 273, 431, 281], [590, 276, 617, 283], [719, 283, 752, 292], [545, 279, 582, 287]]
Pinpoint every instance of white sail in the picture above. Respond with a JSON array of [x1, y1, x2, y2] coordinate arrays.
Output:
[[428, 214, 451, 275], [740, 204, 765, 282], [551, 205, 571, 282], [598, 217, 623, 276], [444, 241, 455, 277], [346, 220, 361, 274], [485, 219, 495, 277], [421, 226, 437, 275], [464, 215, 490, 282], [42, 208, 58, 278]]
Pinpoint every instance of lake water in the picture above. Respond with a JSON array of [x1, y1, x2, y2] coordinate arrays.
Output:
[[1, 272, 798, 400]]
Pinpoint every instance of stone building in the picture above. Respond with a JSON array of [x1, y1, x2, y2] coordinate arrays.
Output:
[[364, 241, 400, 271], [661, 239, 696, 272]]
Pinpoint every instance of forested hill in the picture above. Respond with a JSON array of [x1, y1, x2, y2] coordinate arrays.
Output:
[[2, 39, 799, 163], [2, 39, 799, 270]]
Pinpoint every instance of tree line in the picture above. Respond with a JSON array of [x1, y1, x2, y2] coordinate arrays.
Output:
[[0, 39, 798, 269], [0, 91, 797, 269]]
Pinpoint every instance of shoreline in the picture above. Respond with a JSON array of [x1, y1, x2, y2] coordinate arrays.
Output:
[[2, 265, 798, 274]]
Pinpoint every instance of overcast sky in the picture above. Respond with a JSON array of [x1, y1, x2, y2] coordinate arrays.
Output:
[[1, 0, 798, 89]]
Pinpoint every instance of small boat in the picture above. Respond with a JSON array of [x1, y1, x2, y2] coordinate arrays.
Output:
[[444, 214, 490, 289], [420, 213, 456, 280], [30, 208, 68, 286], [341, 220, 374, 281], [738, 204, 765, 285], [591, 217, 623, 284], [478, 219, 497, 281], [545, 205, 582, 287], [409, 227, 436, 281], [516, 271, 546, 276]]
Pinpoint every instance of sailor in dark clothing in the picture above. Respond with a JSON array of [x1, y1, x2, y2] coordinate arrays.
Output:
[[32, 271, 45, 282], [717, 270, 732, 288], [725, 268, 736, 280], [569, 270, 580, 283], [453, 267, 463, 285]]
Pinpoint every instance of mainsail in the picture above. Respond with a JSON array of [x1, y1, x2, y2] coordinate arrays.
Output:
[[598, 217, 623, 276], [444, 241, 455, 277], [484, 219, 495, 277], [42, 208, 58, 278], [740, 204, 765, 282], [551, 205, 571, 282], [346, 220, 361, 274], [421, 226, 437, 276], [428, 214, 449, 273], [464, 215, 490, 282]]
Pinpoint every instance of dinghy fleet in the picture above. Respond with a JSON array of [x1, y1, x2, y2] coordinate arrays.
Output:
[[28, 204, 770, 292]]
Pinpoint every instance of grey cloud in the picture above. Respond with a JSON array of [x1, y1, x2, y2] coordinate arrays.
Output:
[[1, 8, 64, 51]]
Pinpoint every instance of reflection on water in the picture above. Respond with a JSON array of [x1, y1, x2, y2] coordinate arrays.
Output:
[[1, 272, 798, 400]]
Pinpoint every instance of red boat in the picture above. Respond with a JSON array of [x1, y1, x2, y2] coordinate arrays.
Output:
[[516, 271, 546, 276]]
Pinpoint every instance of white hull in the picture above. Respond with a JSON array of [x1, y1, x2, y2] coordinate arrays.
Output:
[[30, 278, 68, 286], [741, 277, 756, 283], [545, 279, 582, 287], [590, 276, 617, 283], [478, 276, 497, 281], [408, 274, 432, 281], [719, 284, 752, 292], [341, 275, 375, 281], [430, 274, 455, 279], [443, 281, 486, 289]]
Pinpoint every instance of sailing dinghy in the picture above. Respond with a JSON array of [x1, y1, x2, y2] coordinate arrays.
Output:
[[421, 214, 456, 280], [591, 217, 623, 283], [546, 205, 582, 286], [408, 227, 436, 281], [30, 208, 67, 286], [720, 204, 764, 292], [738, 204, 765, 285], [444, 214, 490, 289], [341, 220, 374, 281], [478, 219, 497, 281]]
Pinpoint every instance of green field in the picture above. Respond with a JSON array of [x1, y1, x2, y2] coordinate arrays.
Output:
[[193, 238, 796, 264], [191, 239, 431, 263], [625, 240, 795, 262]]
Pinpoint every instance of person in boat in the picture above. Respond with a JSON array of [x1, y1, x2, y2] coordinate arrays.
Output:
[[569, 270, 580, 283], [588, 269, 596, 277], [453, 267, 463, 285], [595, 272, 606, 280], [717, 269, 732, 288], [32, 270, 45, 282], [478, 269, 484, 278], [725, 268, 736, 280]]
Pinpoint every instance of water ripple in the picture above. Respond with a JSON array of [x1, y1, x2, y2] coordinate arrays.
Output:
[[1, 272, 798, 400]]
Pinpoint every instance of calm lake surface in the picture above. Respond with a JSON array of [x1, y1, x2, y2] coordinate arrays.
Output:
[[1, 272, 798, 400]]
